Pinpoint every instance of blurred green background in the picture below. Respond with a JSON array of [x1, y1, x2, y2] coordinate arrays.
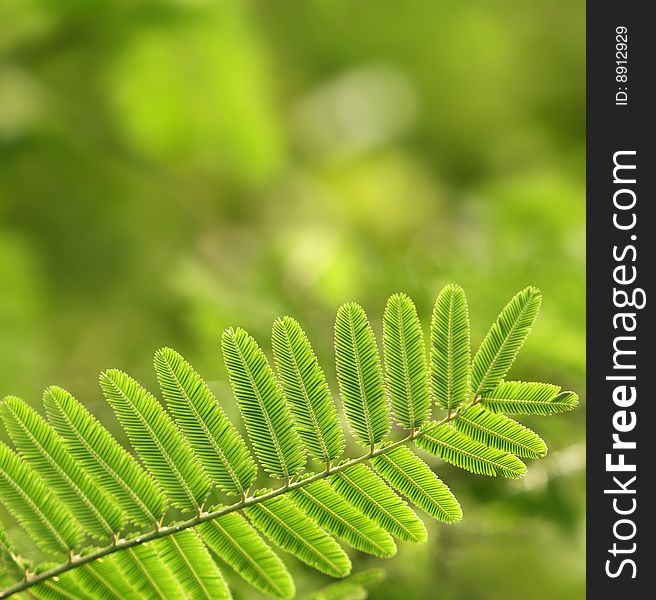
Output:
[[0, 0, 584, 598]]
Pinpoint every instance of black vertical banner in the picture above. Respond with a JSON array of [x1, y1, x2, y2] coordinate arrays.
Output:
[[587, 2, 654, 597]]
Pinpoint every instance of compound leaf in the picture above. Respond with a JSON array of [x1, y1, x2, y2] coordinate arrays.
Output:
[[43, 386, 166, 528], [0, 396, 122, 539], [290, 479, 396, 558], [199, 512, 294, 600], [0, 441, 81, 557]]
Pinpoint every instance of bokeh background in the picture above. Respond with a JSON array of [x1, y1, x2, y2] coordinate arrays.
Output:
[[0, 1, 584, 598]]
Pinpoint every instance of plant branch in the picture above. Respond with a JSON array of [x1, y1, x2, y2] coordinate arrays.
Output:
[[1, 409, 462, 598]]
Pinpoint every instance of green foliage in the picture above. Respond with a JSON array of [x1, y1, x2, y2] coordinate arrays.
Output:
[[245, 492, 351, 578], [471, 287, 542, 396], [70, 555, 139, 600], [199, 513, 294, 600], [329, 464, 427, 544], [0, 286, 577, 599], [383, 293, 431, 430], [154, 347, 257, 496], [272, 317, 345, 463], [416, 424, 527, 479], [480, 382, 579, 415], [371, 446, 462, 524], [431, 284, 471, 411], [453, 405, 547, 459], [112, 544, 182, 599], [289, 479, 396, 558], [100, 369, 211, 512], [335, 303, 390, 447], [307, 568, 385, 600], [222, 327, 305, 480], [0, 396, 122, 539], [0, 442, 81, 556], [157, 531, 231, 600], [43, 386, 166, 528]]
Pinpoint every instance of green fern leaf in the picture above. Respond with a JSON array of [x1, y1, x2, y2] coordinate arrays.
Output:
[[100, 369, 211, 512], [43, 386, 166, 528], [154, 348, 257, 496], [199, 513, 294, 600], [416, 423, 526, 478], [431, 284, 471, 411], [480, 381, 579, 415], [245, 491, 351, 578], [453, 404, 547, 458], [222, 328, 305, 480], [471, 287, 542, 396], [113, 544, 183, 600], [334, 303, 390, 447], [0, 396, 122, 539], [272, 317, 345, 464], [0, 441, 81, 556], [329, 464, 427, 543], [372, 445, 462, 524], [157, 531, 231, 600], [290, 478, 396, 558], [0, 286, 579, 600], [383, 293, 431, 430]]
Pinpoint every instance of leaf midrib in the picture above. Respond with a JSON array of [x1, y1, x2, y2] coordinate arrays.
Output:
[[0, 408, 482, 596], [168, 534, 214, 600], [125, 547, 170, 600], [86, 562, 128, 599], [390, 301, 416, 428]]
